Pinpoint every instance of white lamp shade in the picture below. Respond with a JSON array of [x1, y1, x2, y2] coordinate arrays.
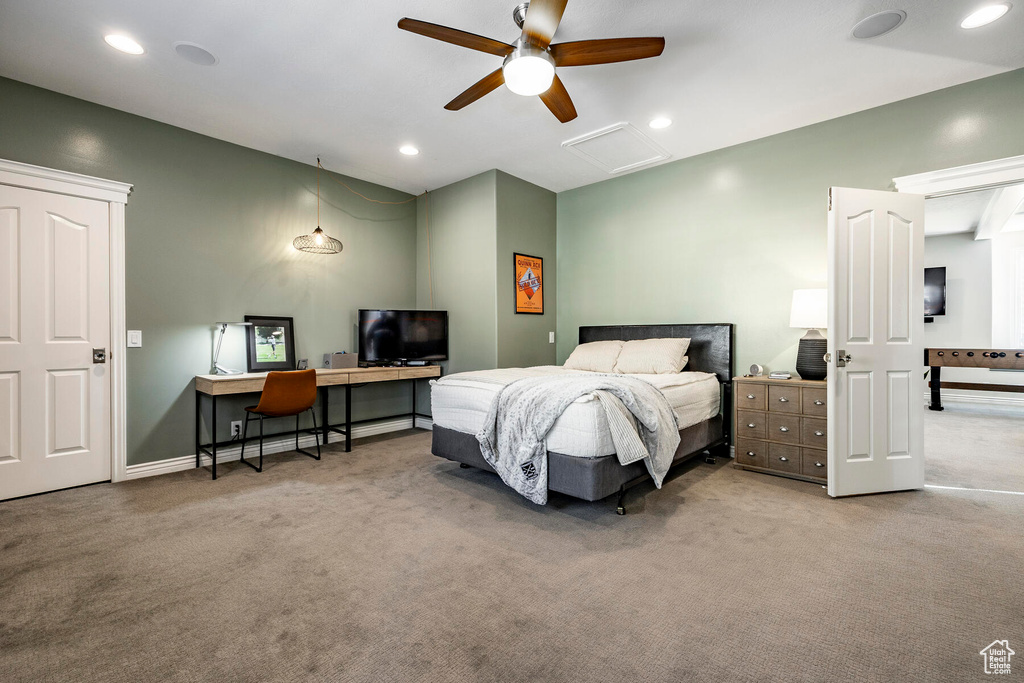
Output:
[[790, 289, 828, 329]]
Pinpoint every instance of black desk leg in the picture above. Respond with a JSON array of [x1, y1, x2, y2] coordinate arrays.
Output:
[[320, 387, 330, 447], [195, 390, 201, 469], [345, 384, 352, 452], [412, 378, 416, 425], [211, 395, 218, 479], [929, 366, 944, 411]]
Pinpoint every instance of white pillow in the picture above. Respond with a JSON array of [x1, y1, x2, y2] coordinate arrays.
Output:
[[613, 338, 690, 374], [563, 340, 624, 373]]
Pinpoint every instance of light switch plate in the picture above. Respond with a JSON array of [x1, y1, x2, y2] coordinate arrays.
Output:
[[127, 330, 142, 348], [549, 331, 555, 344]]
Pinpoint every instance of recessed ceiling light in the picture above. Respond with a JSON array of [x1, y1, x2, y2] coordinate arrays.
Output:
[[851, 10, 907, 39], [961, 3, 1011, 28], [399, 145, 419, 156], [173, 42, 218, 66], [648, 117, 672, 130], [104, 34, 144, 55]]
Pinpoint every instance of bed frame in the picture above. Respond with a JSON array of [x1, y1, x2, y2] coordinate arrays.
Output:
[[430, 323, 735, 514]]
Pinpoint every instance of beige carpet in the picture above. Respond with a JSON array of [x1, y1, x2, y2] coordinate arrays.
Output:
[[925, 402, 1024, 492], [1, 428, 1021, 683]]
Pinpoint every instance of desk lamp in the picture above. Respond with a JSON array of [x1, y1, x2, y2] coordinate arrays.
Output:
[[790, 289, 828, 381], [212, 322, 252, 374]]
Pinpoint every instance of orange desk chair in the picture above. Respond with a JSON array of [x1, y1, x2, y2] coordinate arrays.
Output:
[[239, 369, 321, 472]]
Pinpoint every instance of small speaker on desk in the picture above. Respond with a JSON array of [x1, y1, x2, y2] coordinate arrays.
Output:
[[323, 352, 358, 369]]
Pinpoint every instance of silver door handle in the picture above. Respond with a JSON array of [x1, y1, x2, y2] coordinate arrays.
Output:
[[93, 348, 107, 364], [836, 349, 852, 367]]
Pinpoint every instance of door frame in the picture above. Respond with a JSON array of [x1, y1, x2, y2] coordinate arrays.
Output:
[[894, 153, 1024, 197], [0, 158, 132, 483]]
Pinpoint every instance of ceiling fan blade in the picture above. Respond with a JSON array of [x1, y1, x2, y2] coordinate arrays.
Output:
[[521, 0, 569, 47], [539, 75, 577, 123], [398, 18, 514, 57], [550, 37, 666, 67], [445, 69, 506, 111]]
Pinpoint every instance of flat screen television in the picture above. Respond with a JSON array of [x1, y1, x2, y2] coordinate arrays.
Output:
[[924, 267, 946, 317], [358, 309, 448, 364]]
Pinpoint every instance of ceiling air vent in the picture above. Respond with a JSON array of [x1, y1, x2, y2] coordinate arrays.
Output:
[[562, 122, 671, 175]]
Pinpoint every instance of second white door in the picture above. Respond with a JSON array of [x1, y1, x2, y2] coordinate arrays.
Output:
[[827, 187, 926, 498], [0, 184, 111, 500]]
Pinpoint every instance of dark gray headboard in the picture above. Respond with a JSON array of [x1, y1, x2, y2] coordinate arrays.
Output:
[[578, 324, 735, 384]]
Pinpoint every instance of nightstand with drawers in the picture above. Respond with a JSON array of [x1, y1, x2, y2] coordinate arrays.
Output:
[[732, 376, 828, 483]]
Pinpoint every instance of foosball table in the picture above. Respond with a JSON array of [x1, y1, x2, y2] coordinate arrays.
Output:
[[925, 348, 1024, 411]]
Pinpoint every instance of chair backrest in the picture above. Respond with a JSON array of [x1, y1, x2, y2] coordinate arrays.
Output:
[[254, 369, 317, 416]]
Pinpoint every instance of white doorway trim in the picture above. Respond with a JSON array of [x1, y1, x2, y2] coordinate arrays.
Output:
[[894, 154, 1024, 197], [0, 158, 132, 484]]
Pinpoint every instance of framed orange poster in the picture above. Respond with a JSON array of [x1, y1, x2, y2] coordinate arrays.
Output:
[[514, 253, 544, 314]]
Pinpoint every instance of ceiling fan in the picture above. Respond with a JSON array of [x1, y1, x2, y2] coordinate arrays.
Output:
[[397, 0, 665, 123]]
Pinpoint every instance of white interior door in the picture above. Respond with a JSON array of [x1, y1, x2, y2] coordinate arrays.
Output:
[[827, 187, 925, 497], [0, 184, 111, 500]]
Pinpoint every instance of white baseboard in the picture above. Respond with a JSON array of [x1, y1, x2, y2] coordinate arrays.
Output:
[[125, 417, 433, 481], [921, 391, 1024, 408]]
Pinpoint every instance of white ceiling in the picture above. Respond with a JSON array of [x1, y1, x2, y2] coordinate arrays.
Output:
[[926, 183, 1024, 237], [1, 1, 1022, 194], [925, 189, 997, 235]]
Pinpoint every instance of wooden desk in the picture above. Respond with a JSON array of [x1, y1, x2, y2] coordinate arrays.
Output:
[[195, 366, 442, 479], [925, 348, 1024, 411]]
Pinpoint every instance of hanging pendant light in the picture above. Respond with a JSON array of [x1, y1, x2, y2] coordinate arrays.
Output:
[[293, 157, 343, 254]]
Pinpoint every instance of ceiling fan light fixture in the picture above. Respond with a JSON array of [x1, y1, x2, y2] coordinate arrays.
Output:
[[502, 46, 555, 97]]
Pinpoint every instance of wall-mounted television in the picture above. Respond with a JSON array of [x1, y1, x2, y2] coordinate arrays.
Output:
[[924, 267, 946, 317], [358, 309, 448, 364]]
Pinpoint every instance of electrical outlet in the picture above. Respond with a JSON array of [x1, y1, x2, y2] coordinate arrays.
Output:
[[231, 421, 242, 439], [549, 331, 555, 344]]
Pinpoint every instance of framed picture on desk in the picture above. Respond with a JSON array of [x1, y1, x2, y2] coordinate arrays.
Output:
[[244, 315, 296, 372]]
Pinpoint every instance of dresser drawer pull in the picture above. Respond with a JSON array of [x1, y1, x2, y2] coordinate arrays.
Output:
[[814, 400, 824, 406], [778, 456, 788, 462], [746, 452, 756, 457], [747, 394, 755, 399], [814, 461, 824, 468], [814, 431, 824, 437], [779, 397, 789, 403], [779, 426, 790, 433], [747, 423, 756, 428]]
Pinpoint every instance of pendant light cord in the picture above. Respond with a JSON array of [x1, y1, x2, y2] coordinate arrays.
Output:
[[318, 159, 418, 206], [317, 157, 321, 228]]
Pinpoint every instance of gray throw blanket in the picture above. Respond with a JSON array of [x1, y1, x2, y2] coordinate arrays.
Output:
[[475, 375, 680, 505]]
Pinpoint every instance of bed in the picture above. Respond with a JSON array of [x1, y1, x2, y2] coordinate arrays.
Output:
[[429, 324, 734, 514]]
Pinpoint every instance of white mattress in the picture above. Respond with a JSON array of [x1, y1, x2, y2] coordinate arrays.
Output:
[[430, 366, 721, 458]]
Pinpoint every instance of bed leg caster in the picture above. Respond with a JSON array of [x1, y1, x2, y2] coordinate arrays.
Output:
[[459, 463, 471, 469], [616, 488, 627, 515]]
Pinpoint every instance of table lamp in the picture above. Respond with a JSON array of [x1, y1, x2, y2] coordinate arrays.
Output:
[[212, 322, 252, 375], [790, 289, 828, 380]]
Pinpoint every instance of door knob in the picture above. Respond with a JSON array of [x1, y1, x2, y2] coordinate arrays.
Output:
[[836, 350, 852, 367], [93, 348, 107, 364]]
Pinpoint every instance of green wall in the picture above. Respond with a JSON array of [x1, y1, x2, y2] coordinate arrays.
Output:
[[415, 169, 557, 377], [556, 68, 1024, 375], [0, 77, 418, 465], [416, 170, 498, 374], [495, 171, 557, 368]]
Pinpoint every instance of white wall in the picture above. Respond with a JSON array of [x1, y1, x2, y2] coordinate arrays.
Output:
[[924, 232, 1023, 401]]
